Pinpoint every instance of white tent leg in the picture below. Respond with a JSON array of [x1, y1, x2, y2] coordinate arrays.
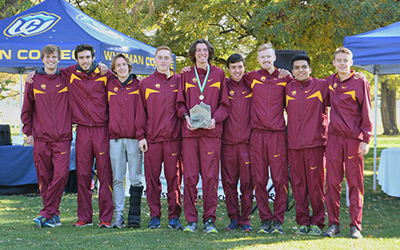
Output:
[[373, 71, 378, 190], [19, 72, 23, 136]]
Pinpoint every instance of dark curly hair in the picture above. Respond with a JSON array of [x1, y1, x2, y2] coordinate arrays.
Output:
[[74, 44, 95, 59], [188, 39, 214, 64]]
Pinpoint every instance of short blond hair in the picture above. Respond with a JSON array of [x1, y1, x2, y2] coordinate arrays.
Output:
[[155, 46, 173, 57], [333, 47, 353, 60], [258, 42, 275, 55]]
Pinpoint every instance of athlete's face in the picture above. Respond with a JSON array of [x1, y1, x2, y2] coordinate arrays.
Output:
[[228, 61, 245, 82], [195, 43, 209, 64], [155, 49, 172, 74], [42, 52, 59, 71], [114, 57, 130, 79], [257, 49, 276, 71], [292, 60, 311, 82], [76, 50, 94, 72], [333, 52, 353, 75]]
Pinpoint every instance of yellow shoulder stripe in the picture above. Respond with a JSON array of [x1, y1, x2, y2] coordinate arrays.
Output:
[[244, 93, 252, 98], [70, 73, 81, 84], [329, 85, 335, 92], [173, 89, 178, 92], [95, 76, 108, 86], [276, 82, 287, 87], [58, 86, 68, 93], [185, 82, 196, 92], [251, 79, 263, 89], [228, 96, 233, 99], [128, 90, 139, 95], [306, 91, 323, 103], [285, 95, 295, 107], [344, 91, 356, 101], [146, 88, 160, 100], [108, 91, 117, 102], [209, 81, 221, 90], [33, 89, 45, 100]]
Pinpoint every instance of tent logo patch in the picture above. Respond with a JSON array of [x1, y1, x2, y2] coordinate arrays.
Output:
[[4, 12, 61, 37], [76, 14, 127, 42]]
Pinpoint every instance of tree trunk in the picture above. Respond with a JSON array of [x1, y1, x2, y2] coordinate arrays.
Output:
[[380, 79, 399, 135]]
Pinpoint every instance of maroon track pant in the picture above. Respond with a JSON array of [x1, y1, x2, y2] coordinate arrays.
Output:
[[34, 140, 70, 219], [76, 126, 113, 223], [182, 137, 221, 223], [221, 143, 253, 226], [325, 134, 364, 231], [144, 140, 182, 220], [250, 130, 288, 224], [288, 146, 325, 229]]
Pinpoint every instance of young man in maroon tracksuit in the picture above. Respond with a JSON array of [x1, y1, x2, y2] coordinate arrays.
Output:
[[177, 39, 230, 233], [107, 54, 143, 228], [21, 45, 72, 228], [324, 47, 372, 239], [285, 54, 328, 236], [221, 53, 253, 232], [136, 46, 183, 230], [243, 42, 292, 234], [62, 44, 115, 228], [221, 54, 253, 232]]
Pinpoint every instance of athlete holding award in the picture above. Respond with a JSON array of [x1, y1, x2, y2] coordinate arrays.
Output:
[[176, 39, 230, 233]]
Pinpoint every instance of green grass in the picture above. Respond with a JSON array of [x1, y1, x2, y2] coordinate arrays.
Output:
[[1, 135, 399, 250]]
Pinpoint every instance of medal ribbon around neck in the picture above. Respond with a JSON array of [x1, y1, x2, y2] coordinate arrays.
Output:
[[194, 64, 210, 98]]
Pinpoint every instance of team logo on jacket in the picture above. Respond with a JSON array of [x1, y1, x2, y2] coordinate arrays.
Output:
[[4, 12, 61, 37], [41, 84, 46, 90], [261, 76, 266, 82], [155, 84, 160, 88], [192, 78, 197, 83], [229, 90, 235, 96], [114, 87, 118, 92], [291, 90, 296, 96], [333, 83, 337, 88]]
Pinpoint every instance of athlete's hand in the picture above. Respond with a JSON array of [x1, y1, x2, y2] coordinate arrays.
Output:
[[138, 139, 148, 153], [354, 71, 366, 80], [98, 62, 109, 75], [204, 118, 215, 130], [278, 69, 292, 78], [27, 135, 34, 146], [26, 71, 36, 84], [180, 66, 191, 74], [185, 115, 197, 131], [358, 142, 369, 156]]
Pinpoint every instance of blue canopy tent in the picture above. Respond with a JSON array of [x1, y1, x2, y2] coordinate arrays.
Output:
[[343, 21, 400, 190], [0, 0, 162, 74], [0, 0, 169, 136]]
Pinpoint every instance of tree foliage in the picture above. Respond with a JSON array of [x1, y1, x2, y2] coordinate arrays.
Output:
[[0, 73, 21, 103], [69, 0, 400, 76]]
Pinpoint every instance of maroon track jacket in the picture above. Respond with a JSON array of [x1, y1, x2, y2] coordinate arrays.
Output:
[[136, 70, 181, 142], [222, 77, 252, 145], [107, 74, 139, 139], [285, 78, 329, 150], [243, 68, 292, 131], [21, 68, 72, 142], [176, 65, 230, 138], [326, 72, 372, 143], [61, 64, 114, 127]]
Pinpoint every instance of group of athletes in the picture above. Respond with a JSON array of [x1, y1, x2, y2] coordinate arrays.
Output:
[[21, 38, 372, 239]]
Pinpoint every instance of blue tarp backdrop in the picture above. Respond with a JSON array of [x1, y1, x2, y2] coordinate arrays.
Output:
[[0, 0, 164, 74]]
